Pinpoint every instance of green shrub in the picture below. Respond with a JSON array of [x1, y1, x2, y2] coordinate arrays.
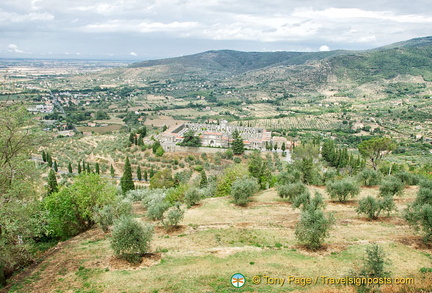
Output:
[[394, 171, 420, 186], [357, 168, 382, 186], [231, 177, 259, 206], [404, 179, 432, 242], [215, 164, 248, 197], [379, 176, 405, 197], [111, 216, 153, 263], [326, 178, 360, 202], [162, 203, 184, 230], [184, 187, 202, 208], [94, 198, 133, 233], [44, 174, 116, 239], [356, 196, 397, 219], [277, 182, 307, 201], [295, 206, 334, 250]]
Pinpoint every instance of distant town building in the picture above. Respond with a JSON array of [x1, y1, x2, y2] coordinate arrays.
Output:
[[160, 120, 286, 152]]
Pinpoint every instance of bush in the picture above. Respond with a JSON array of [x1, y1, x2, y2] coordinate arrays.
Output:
[[326, 178, 360, 202], [349, 244, 391, 292], [379, 176, 405, 197], [231, 177, 259, 206], [277, 171, 299, 185], [184, 187, 202, 208], [294, 206, 334, 250], [394, 171, 420, 186], [162, 203, 184, 230], [277, 182, 307, 201], [233, 157, 241, 164], [94, 198, 133, 232], [357, 168, 382, 186], [215, 164, 248, 197], [292, 191, 325, 211], [165, 184, 188, 204], [356, 196, 396, 220], [111, 216, 154, 263], [404, 179, 432, 242], [44, 174, 116, 239], [146, 199, 170, 221]]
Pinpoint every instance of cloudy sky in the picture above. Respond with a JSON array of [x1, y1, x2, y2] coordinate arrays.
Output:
[[1, 0, 432, 60]]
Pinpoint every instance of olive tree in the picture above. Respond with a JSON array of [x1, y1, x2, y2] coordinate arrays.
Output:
[[295, 204, 334, 250], [356, 196, 396, 220], [404, 179, 432, 243], [326, 178, 360, 202], [231, 177, 259, 206], [111, 216, 154, 263]]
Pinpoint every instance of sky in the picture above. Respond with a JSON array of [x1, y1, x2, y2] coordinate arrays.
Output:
[[1, 0, 432, 60]]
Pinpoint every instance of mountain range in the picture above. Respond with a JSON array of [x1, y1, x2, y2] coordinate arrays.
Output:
[[128, 36, 432, 85]]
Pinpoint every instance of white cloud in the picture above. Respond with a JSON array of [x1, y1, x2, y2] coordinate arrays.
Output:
[[2, 0, 432, 58], [8, 44, 24, 53], [0, 10, 54, 23], [130, 51, 137, 56], [319, 45, 330, 51]]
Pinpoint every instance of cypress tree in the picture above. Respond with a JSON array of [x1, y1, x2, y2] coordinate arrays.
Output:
[[120, 157, 134, 194], [281, 142, 286, 152], [200, 170, 208, 188], [110, 164, 115, 178], [86, 162, 91, 173], [149, 168, 155, 178], [137, 134, 144, 146], [68, 162, 73, 173], [78, 161, 82, 174], [47, 168, 58, 195], [231, 130, 245, 155], [82, 160, 86, 172], [42, 150, 46, 162], [137, 165, 142, 181], [95, 162, 100, 174], [53, 160, 58, 172], [129, 133, 135, 145], [143, 170, 148, 181], [47, 152, 53, 168]]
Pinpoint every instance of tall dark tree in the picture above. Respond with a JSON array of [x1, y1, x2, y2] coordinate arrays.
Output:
[[42, 150, 46, 162], [95, 162, 100, 174], [137, 134, 144, 146], [120, 157, 134, 194], [53, 160, 58, 172], [179, 130, 201, 147], [129, 133, 135, 145], [281, 142, 286, 152], [137, 165, 142, 181], [322, 140, 336, 165], [138, 126, 147, 137], [200, 170, 208, 188], [78, 161, 82, 174], [68, 162, 73, 174], [47, 168, 58, 195], [149, 168, 155, 178], [248, 151, 272, 189], [110, 164, 115, 178], [86, 162, 91, 173], [143, 170, 148, 181], [231, 130, 245, 155], [47, 152, 52, 168], [152, 141, 162, 154]]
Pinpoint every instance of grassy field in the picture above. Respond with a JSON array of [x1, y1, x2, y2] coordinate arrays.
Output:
[[4, 187, 431, 293]]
